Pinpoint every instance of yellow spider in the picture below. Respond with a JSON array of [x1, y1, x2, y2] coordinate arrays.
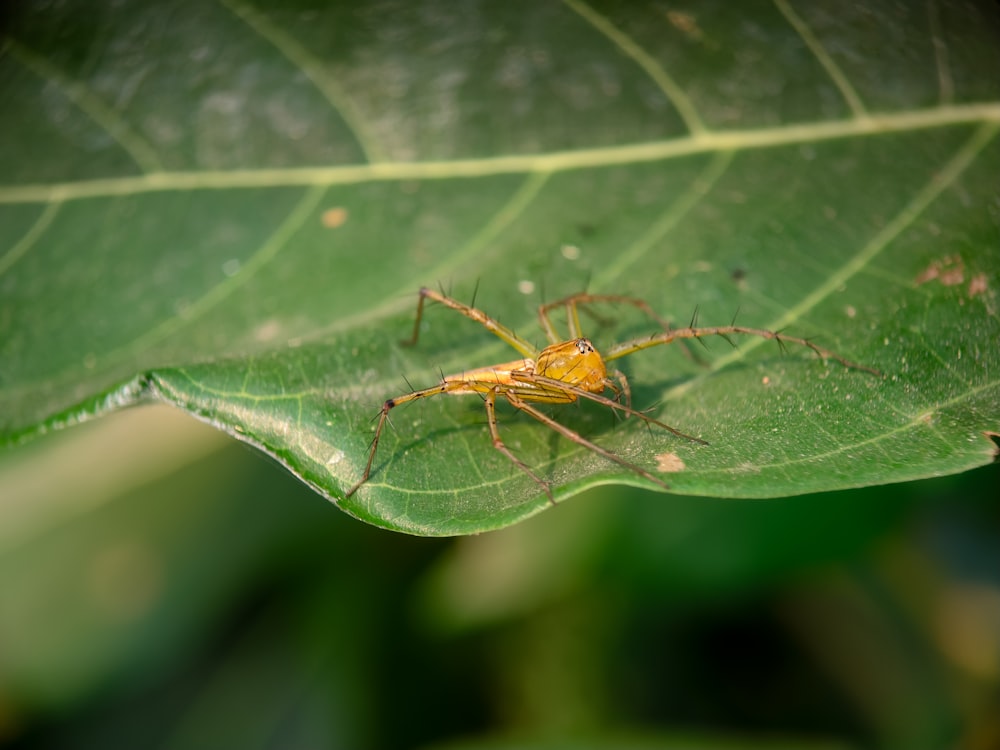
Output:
[[344, 287, 877, 500]]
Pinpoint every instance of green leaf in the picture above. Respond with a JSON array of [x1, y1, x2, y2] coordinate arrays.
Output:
[[2, 0, 998, 535]]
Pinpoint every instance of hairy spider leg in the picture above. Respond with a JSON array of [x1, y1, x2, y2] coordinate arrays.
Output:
[[537, 292, 706, 377], [483, 387, 554, 499], [534, 294, 672, 408], [596, 368, 632, 408], [604, 324, 882, 375], [504, 390, 671, 495], [404, 286, 538, 359], [344, 379, 478, 498], [478, 375, 696, 501], [537, 293, 672, 344], [512, 372, 708, 445]]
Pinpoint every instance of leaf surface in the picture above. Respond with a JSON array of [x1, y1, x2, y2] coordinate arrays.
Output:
[[2, 0, 998, 534]]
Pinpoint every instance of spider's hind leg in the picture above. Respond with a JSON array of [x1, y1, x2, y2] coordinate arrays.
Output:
[[483, 387, 556, 503], [505, 390, 671, 493]]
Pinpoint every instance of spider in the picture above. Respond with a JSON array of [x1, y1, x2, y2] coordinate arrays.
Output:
[[343, 287, 878, 500]]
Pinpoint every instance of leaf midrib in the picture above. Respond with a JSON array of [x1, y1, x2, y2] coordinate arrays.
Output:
[[2, 103, 998, 205]]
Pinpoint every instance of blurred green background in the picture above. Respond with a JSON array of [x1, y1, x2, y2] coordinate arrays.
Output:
[[1, 405, 997, 749]]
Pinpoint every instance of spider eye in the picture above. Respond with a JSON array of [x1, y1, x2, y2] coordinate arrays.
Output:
[[576, 338, 593, 354]]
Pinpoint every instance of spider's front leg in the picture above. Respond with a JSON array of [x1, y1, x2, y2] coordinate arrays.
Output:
[[402, 286, 538, 358], [605, 323, 881, 376], [537, 293, 706, 365], [344, 378, 472, 498], [537, 293, 673, 343], [607, 369, 632, 407]]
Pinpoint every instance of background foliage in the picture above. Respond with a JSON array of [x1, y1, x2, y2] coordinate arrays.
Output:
[[1, 0, 999, 747]]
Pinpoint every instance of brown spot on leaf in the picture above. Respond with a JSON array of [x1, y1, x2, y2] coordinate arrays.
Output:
[[941, 267, 965, 286], [666, 11, 704, 41], [915, 255, 964, 287], [968, 273, 988, 297], [321, 207, 349, 228], [655, 452, 686, 473]]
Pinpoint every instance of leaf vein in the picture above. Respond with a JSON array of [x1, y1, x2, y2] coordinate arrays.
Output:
[[772, 0, 869, 120], [217, 0, 384, 163], [561, 0, 707, 135], [593, 150, 735, 290], [667, 120, 1000, 381], [3, 104, 998, 206], [4, 38, 163, 173], [0, 202, 61, 278]]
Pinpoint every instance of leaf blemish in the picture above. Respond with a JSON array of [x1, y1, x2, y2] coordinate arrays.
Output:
[[915, 255, 965, 287], [254, 320, 282, 342], [656, 452, 686, 472], [561, 244, 582, 261], [968, 273, 988, 297], [666, 11, 704, 41], [321, 207, 349, 228]]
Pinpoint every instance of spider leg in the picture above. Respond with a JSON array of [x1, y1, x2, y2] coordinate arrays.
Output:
[[344, 379, 473, 498], [505, 390, 671, 492], [483, 387, 556, 503], [537, 293, 705, 364], [609, 368, 632, 408], [516, 372, 708, 445], [403, 286, 538, 359], [604, 324, 881, 375], [538, 293, 673, 343]]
